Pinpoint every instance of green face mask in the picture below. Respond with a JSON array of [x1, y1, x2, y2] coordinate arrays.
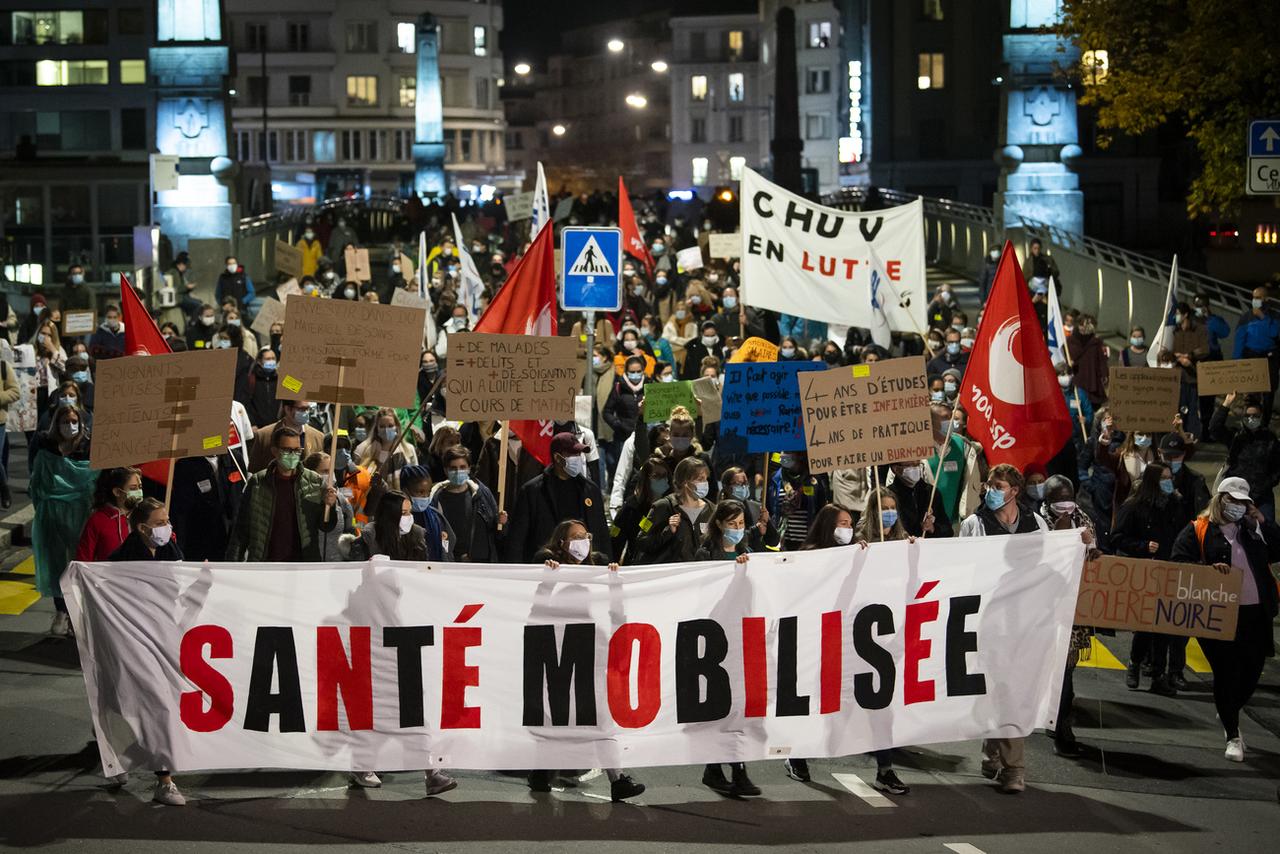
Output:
[[126, 489, 144, 503], [278, 451, 302, 471]]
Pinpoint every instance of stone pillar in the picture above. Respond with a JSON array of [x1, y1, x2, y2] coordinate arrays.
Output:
[[770, 7, 804, 194], [414, 14, 447, 199]]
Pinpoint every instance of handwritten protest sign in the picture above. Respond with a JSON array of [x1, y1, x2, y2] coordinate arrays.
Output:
[[728, 336, 779, 363], [708, 233, 741, 259], [446, 333, 579, 421], [676, 245, 704, 272], [397, 253, 415, 284], [62, 310, 96, 337], [643, 380, 697, 422], [344, 247, 372, 283], [276, 278, 302, 300], [692, 376, 721, 424], [553, 197, 574, 223], [276, 297, 426, 407], [1075, 556, 1242, 639], [799, 357, 933, 475], [505, 191, 535, 221], [274, 240, 303, 278], [719, 362, 825, 454], [1197, 358, 1272, 396], [250, 297, 285, 338], [90, 349, 237, 470], [1108, 367, 1181, 433]]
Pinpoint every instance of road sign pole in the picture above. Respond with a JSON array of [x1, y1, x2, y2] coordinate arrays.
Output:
[[584, 309, 597, 421]]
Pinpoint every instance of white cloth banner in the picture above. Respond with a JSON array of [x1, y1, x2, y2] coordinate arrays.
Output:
[[63, 531, 1085, 776], [740, 168, 927, 332]]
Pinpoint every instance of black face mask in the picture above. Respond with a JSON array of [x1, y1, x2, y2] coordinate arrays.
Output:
[[823, 352, 842, 365]]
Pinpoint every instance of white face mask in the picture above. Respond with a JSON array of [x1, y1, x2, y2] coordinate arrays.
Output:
[[897, 465, 921, 486], [833, 526, 854, 545], [147, 524, 172, 547], [226, 264, 238, 274], [399, 514, 414, 535], [567, 537, 591, 561], [564, 454, 586, 477]]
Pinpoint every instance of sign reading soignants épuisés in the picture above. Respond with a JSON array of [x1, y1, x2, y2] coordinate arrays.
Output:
[[718, 362, 825, 454]]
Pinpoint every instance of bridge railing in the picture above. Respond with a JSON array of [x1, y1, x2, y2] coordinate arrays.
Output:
[[824, 187, 1252, 344]]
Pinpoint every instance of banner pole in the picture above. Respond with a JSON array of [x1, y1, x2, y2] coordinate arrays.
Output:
[[872, 464, 884, 542], [925, 417, 955, 534], [496, 422, 510, 530], [163, 432, 178, 513], [323, 362, 346, 524]]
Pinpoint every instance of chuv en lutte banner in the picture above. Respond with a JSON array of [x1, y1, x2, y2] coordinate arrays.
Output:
[[739, 167, 927, 332], [63, 531, 1085, 775]]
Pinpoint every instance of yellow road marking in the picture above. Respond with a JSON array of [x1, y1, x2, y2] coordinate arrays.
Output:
[[1079, 636, 1126, 670], [12, 556, 34, 576], [0, 580, 40, 615], [1185, 637, 1213, 674]]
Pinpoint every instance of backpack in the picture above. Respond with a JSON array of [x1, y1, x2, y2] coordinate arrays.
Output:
[[1193, 517, 1210, 562]]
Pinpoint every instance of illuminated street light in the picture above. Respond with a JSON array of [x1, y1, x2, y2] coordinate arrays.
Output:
[[552, 123, 567, 136], [514, 62, 531, 76], [625, 93, 647, 109], [607, 38, 625, 53], [651, 60, 668, 73]]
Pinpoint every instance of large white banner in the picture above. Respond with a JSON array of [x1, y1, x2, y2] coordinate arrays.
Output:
[[63, 531, 1085, 776], [740, 168, 927, 332]]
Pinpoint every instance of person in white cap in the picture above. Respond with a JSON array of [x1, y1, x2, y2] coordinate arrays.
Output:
[[1170, 476, 1280, 762]]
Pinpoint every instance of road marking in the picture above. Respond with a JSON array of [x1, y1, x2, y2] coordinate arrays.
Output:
[[943, 844, 987, 854], [831, 772, 896, 808], [1078, 636, 1125, 669], [12, 556, 34, 576], [0, 580, 39, 615], [1185, 638, 1213, 674]]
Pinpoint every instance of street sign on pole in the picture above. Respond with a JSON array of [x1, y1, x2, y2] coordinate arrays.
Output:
[[1247, 120, 1280, 195], [560, 226, 623, 312]]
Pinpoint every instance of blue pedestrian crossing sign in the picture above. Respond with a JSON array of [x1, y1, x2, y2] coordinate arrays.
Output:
[[561, 226, 623, 312]]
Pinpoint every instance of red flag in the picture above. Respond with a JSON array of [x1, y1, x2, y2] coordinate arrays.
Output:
[[960, 241, 1071, 472], [121, 272, 171, 357], [618, 176, 654, 275], [474, 221, 558, 465]]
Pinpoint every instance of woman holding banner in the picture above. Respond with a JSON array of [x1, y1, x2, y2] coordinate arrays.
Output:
[[611, 456, 671, 563], [635, 456, 713, 564]]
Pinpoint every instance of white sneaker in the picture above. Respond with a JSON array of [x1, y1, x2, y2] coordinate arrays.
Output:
[[153, 780, 186, 805], [352, 771, 382, 788], [1225, 737, 1245, 762], [50, 612, 71, 638], [424, 769, 457, 796]]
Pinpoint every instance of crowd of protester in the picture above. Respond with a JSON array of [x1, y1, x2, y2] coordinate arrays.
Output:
[[7, 191, 1279, 807]]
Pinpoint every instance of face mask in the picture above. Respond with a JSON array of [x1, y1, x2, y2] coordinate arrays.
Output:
[[379, 427, 397, 443], [1252, 298, 1264, 310], [943, 381, 957, 395], [147, 524, 172, 547], [1080, 324, 1095, 335], [1050, 500, 1077, 517], [592, 356, 606, 369], [353, 427, 367, 442], [564, 454, 586, 477], [1222, 501, 1247, 522], [930, 391, 945, 403], [693, 480, 709, 498], [447, 317, 466, 331], [632, 284, 645, 296], [260, 359, 277, 373], [215, 338, 231, 349], [623, 339, 637, 351], [324, 271, 336, 281], [624, 268, 636, 278], [70, 274, 84, 285], [989, 250, 1000, 262], [723, 296, 738, 309], [58, 396, 76, 408], [673, 308, 684, 318], [1159, 478, 1175, 495], [880, 509, 899, 529], [952, 419, 964, 433], [226, 264, 238, 274], [335, 449, 351, 471], [201, 315, 216, 327], [304, 231, 315, 241], [278, 451, 301, 470], [1244, 416, 1263, 430], [780, 347, 795, 358], [292, 409, 310, 426], [649, 477, 669, 494], [1174, 314, 1185, 326], [626, 371, 644, 383], [824, 351, 841, 365], [833, 526, 854, 545], [660, 373, 674, 383], [690, 295, 703, 306], [69, 370, 90, 384], [723, 526, 745, 546], [985, 487, 1008, 511], [1027, 483, 1047, 501], [929, 339, 943, 351], [392, 265, 401, 275], [701, 334, 721, 348], [940, 291, 953, 304], [60, 422, 80, 438], [1058, 374, 1072, 388], [125, 488, 143, 504], [961, 337, 974, 349], [780, 454, 798, 471], [1195, 306, 1207, 317], [563, 537, 591, 561], [447, 469, 470, 487], [1134, 435, 1151, 448], [723, 484, 747, 502], [344, 288, 357, 299], [651, 243, 665, 255], [399, 514, 414, 535], [898, 465, 921, 486], [946, 342, 960, 355]]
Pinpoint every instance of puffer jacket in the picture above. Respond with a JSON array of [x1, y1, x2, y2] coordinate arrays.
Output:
[[225, 463, 337, 561]]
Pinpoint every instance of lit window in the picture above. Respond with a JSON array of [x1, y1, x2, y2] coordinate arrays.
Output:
[[727, 30, 743, 60], [397, 21, 416, 53], [35, 59, 109, 85], [808, 21, 831, 49], [473, 25, 487, 56], [1081, 49, 1109, 85], [922, 0, 944, 21], [346, 75, 378, 106], [728, 72, 744, 102], [312, 130, 335, 162], [691, 74, 707, 101], [917, 52, 944, 89], [729, 156, 746, 181], [399, 75, 416, 107], [1256, 223, 1278, 248], [119, 59, 146, 84], [692, 156, 709, 186]]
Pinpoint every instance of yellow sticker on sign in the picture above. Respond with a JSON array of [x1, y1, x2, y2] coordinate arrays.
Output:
[[638, 516, 653, 532], [282, 375, 303, 393], [852, 364, 871, 378], [202, 435, 223, 450]]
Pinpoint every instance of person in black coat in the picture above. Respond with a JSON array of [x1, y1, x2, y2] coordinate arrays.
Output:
[[719, 466, 779, 551], [602, 354, 646, 446], [1169, 477, 1280, 763], [1156, 432, 1211, 687], [1207, 393, 1280, 520], [678, 321, 725, 380], [886, 461, 952, 538], [165, 439, 245, 562], [236, 347, 280, 429], [503, 433, 611, 563]]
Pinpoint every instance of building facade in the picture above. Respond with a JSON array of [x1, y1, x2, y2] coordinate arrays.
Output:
[[224, 0, 513, 203]]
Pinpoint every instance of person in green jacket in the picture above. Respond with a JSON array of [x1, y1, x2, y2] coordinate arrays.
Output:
[[226, 424, 337, 561]]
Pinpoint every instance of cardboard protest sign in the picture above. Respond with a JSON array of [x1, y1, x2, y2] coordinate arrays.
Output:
[[90, 349, 238, 470], [505, 191, 535, 221], [344, 246, 372, 283], [250, 297, 285, 338], [1197, 358, 1272, 396], [643, 380, 697, 422], [719, 362, 825, 454], [1075, 555, 1242, 639], [62, 310, 96, 337], [728, 336, 779, 364], [274, 240, 303, 278], [276, 297, 426, 408], [708, 233, 741, 259], [799, 356, 933, 475], [1108, 367, 1181, 433], [398, 253, 415, 284], [553, 197, 574, 223], [276, 278, 302, 300], [692, 376, 722, 424], [446, 333, 579, 421], [676, 245, 704, 272]]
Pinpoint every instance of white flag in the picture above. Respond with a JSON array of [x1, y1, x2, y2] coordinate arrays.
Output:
[[417, 230, 438, 350], [1045, 275, 1067, 366], [452, 214, 486, 325], [1147, 255, 1178, 367], [530, 162, 551, 238], [866, 246, 893, 349]]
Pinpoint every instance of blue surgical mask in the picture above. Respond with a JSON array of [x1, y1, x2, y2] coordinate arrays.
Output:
[[730, 484, 749, 501], [353, 427, 367, 442], [262, 359, 277, 372], [1168, 459, 1183, 473], [626, 371, 644, 384], [931, 391, 945, 403], [410, 496, 432, 513], [1159, 479, 1175, 495], [1130, 336, 1145, 348], [71, 370, 90, 384], [722, 527, 745, 546], [985, 487, 1008, 510], [880, 509, 899, 529], [649, 477, 669, 495], [335, 449, 352, 471], [1027, 483, 1046, 501], [780, 347, 795, 358], [1222, 501, 1247, 522], [723, 296, 738, 309], [447, 469, 470, 486], [693, 481, 709, 498], [292, 408, 310, 426], [946, 342, 960, 355], [379, 426, 397, 443], [1134, 435, 1151, 448], [58, 395, 76, 408]]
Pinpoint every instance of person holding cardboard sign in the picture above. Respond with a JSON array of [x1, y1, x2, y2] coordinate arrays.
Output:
[[1170, 477, 1280, 764], [1206, 393, 1280, 521]]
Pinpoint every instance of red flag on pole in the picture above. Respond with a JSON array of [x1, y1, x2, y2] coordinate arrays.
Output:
[[618, 176, 655, 275], [960, 241, 1071, 472], [474, 220, 559, 465], [120, 273, 177, 484]]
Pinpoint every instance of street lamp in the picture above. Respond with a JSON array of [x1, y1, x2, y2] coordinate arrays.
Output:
[[625, 93, 647, 109], [651, 60, 668, 73], [552, 123, 567, 136], [607, 38, 625, 53], [514, 62, 531, 76]]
